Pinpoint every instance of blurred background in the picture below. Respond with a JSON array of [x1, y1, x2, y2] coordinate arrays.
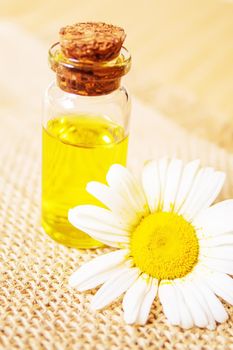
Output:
[[1, 0, 233, 150]]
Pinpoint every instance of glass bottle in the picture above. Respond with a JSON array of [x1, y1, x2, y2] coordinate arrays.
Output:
[[42, 41, 131, 248]]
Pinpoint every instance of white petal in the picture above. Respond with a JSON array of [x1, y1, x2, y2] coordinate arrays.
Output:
[[123, 274, 149, 324], [194, 278, 228, 324], [77, 267, 123, 291], [69, 204, 131, 231], [172, 282, 194, 329], [123, 275, 157, 325], [86, 181, 139, 226], [174, 159, 200, 212], [79, 258, 136, 291], [194, 200, 233, 238], [137, 278, 158, 325], [187, 281, 216, 330], [163, 159, 183, 212], [175, 280, 209, 328], [202, 257, 233, 275], [187, 172, 225, 220], [157, 157, 169, 210], [69, 206, 130, 248], [200, 246, 233, 260], [69, 249, 129, 290], [199, 233, 233, 248], [180, 167, 214, 214], [178, 167, 225, 221], [205, 272, 233, 305], [106, 164, 149, 217], [158, 281, 180, 326], [91, 267, 139, 310], [142, 160, 160, 212]]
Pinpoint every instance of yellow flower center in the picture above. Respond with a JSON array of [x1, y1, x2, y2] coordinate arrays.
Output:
[[130, 212, 199, 280]]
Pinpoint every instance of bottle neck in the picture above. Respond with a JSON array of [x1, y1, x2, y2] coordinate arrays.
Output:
[[56, 65, 122, 96], [49, 43, 131, 96]]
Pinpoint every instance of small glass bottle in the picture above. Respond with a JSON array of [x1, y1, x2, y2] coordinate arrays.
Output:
[[42, 23, 131, 248]]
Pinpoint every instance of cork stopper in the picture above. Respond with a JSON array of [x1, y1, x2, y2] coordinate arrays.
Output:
[[49, 22, 131, 96], [59, 22, 126, 62]]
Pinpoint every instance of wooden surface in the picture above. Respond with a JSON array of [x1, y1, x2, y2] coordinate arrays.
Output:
[[1, 0, 233, 150]]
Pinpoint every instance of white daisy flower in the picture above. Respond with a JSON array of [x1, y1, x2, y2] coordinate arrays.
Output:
[[68, 158, 233, 329]]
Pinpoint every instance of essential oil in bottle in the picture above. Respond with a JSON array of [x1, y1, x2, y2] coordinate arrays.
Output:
[[42, 114, 128, 248], [42, 22, 131, 248]]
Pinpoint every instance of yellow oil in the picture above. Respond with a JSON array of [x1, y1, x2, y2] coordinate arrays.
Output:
[[42, 114, 128, 248]]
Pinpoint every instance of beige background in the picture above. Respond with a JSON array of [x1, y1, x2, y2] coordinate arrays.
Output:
[[1, 0, 233, 150]]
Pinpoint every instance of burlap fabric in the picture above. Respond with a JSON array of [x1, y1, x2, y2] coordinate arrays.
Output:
[[0, 23, 232, 350]]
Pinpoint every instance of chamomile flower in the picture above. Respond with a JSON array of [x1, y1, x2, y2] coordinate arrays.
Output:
[[68, 159, 233, 329]]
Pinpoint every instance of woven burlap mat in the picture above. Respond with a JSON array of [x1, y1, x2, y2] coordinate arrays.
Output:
[[0, 23, 233, 350]]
